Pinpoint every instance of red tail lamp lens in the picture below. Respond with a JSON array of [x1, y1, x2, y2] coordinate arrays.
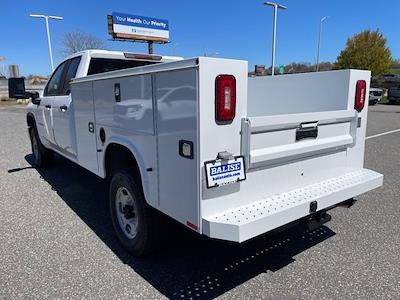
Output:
[[355, 80, 366, 112], [215, 75, 236, 122]]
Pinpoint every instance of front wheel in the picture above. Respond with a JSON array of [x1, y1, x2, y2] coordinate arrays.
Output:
[[109, 170, 158, 257], [29, 127, 52, 167]]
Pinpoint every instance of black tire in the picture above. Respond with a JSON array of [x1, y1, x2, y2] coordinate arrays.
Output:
[[29, 126, 53, 167], [109, 170, 159, 257]]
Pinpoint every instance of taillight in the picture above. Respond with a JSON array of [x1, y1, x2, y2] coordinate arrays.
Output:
[[355, 80, 366, 112], [215, 75, 236, 122]]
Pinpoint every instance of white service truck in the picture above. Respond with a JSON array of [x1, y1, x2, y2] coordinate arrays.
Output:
[[9, 50, 383, 256]]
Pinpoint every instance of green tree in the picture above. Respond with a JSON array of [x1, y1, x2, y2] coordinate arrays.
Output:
[[334, 29, 392, 76]]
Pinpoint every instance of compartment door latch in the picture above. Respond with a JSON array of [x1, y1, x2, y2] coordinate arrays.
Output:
[[296, 122, 318, 141]]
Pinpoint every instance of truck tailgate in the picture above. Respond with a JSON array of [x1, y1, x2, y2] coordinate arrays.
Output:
[[199, 68, 383, 241], [241, 110, 357, 169]]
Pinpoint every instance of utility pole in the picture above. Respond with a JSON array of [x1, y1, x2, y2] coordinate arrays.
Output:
[[264, 2, 287, 76], [316, 16, 328, 72], [0, 56, 5, 77], [30, 14, 63, 71]]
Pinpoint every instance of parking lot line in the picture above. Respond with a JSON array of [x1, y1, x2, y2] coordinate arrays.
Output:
[[366, 128, 400, 140]]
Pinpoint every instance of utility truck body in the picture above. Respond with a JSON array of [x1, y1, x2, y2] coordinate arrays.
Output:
[[17, 50, 382, 255]]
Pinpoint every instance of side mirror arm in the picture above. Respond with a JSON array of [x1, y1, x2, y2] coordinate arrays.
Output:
[[27, 92, 41, 105]]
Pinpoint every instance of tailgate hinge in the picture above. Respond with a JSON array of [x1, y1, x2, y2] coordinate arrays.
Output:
[[241, 117, 251, 170]]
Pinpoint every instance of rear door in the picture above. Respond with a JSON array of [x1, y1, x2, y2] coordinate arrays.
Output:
[[242, 110, 356, 170], [52, 56, 81, 158], [37, 61, 69, 146]]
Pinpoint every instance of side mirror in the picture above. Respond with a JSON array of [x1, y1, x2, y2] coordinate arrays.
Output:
[[30, 92, 40, 105], [8, 77, 26, 99], [8, 77, 41, 105]]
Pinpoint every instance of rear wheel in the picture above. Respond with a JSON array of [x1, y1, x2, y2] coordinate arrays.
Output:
[[29, 127, 52, 167], [109, 170, 159, 257]]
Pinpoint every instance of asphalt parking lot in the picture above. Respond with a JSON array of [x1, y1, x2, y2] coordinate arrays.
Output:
[[0, 104, 399, 299]]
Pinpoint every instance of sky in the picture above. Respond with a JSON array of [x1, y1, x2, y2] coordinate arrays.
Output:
[[1, 0, 399, 76]]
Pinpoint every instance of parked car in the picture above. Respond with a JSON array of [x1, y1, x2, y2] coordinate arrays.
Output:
[[369, 88, 383, 105], [388, 87, 400, 104], [380, 73, 400, 79]]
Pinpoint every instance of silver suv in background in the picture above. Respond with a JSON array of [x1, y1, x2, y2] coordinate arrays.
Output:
[[369, 88, 383, 105]]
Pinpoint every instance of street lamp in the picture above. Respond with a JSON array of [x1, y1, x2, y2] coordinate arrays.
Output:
[[316, 16, 329, 72], [29, 14, 63, 71], [264, 2, 287, 76], [0, 56, 5, 78], [170, 43, 179, 56]]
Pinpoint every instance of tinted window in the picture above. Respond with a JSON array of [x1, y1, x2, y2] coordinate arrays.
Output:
[[87, 58, 158, 75], [44, 61, 68, 96], [61, 57, 81, 95]]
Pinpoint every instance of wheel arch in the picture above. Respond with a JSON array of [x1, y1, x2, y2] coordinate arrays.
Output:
[[103, 141, 151, 205], [26, 112, 36, 129]]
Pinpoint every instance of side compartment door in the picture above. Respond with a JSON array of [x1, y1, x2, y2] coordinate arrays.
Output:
[[155, 69, 199, 229], [37, 61, 69, 146], [92, 74, 155, 196], [52, 57, 81, 158]]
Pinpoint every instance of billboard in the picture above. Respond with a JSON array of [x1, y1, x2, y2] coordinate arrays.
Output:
[[109, 12, 169, 43]]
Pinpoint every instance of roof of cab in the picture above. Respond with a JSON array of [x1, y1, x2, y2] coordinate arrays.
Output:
[[66, 49, 183, 63]]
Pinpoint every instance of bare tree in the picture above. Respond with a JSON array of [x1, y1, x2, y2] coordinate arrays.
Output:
[[60, 30, 106, 56]]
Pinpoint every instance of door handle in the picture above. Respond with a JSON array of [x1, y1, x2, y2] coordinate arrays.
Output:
[[60, 105, 68, 112], [45, 105, 51, 109], [296, 122, 318, 141]]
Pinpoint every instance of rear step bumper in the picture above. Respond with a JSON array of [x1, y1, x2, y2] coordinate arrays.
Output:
[[202, 169, 383, 242]]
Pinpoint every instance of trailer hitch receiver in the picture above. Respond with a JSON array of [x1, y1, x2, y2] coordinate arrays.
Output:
[[309, 200, 318, 214]]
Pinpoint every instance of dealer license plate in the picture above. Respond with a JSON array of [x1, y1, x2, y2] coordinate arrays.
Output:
[[204, 156, 246, 188]]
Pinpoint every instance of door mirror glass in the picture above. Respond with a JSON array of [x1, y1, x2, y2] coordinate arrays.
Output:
[[8, 77, 26, 99]]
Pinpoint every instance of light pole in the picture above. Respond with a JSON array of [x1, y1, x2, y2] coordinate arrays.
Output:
[[170, 43, 179, 56], [0, 56, 5, 77], [264, 2, 287, 76], [29, 14, 63, 71], [316, 16, 328, 72]]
